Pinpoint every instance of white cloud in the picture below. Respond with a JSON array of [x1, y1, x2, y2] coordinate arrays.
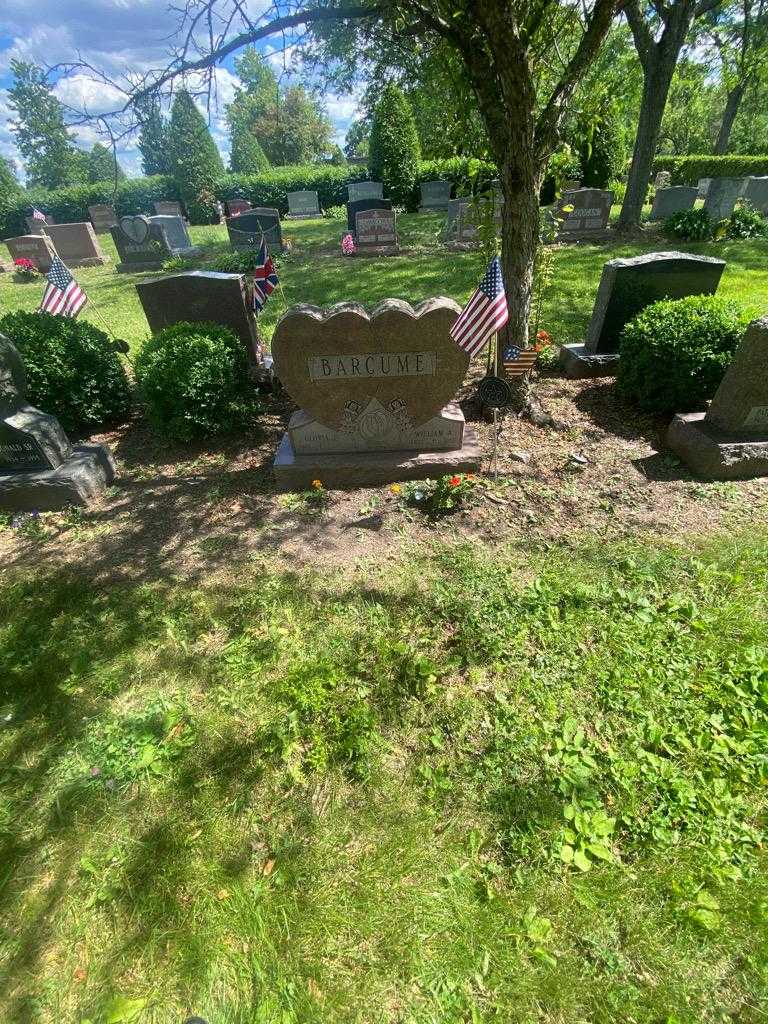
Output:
[[53, 75, 127, 116]]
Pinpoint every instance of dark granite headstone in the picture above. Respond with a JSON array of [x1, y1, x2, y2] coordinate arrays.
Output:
[[153, 200, 186, 219], [226, 208, 283, 251], [561, 251, 726, 378], [346, 198, 392, 234], [354, 209, 399, 255], [347, 182, 384, 203], [556, 188, 614, 240], [4, 235, 57, 273], [88, 204, 119, 234], [111, 215, 173, 272], [419, 181, 452, 212], [649, 186, 697, 221], [286, 191, 322, 219], [147, 215, 198, 254], [743, 177, 768, 215], [704, 178, 746, 220]]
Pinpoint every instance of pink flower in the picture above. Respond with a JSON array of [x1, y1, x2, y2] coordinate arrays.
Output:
[[341, 233, 356, 256]]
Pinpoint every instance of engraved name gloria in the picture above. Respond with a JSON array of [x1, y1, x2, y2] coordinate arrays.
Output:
[[308, 351, 437, 381]]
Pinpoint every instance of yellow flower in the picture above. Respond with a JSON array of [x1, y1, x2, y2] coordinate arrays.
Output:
[[311, 479, 323, 490], [389, 483, 402, 495], [562, 204, 574, 214]]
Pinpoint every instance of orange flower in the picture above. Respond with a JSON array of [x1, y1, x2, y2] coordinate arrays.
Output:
[[536, 329, 552, 344], [449, 475, 461, 487], [311, 479, 323, 490]]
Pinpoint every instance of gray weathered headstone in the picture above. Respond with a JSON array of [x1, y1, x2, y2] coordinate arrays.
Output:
[[704, 177, 746, 220], [443, 198, 471, 240], [147, 215, 199, 254], [654, 170, 672, 190], [226, 208, 283, 251], [556, 188, 614, 240], [697, 178, 712, 198], [649, 186, 698, 221], [667, 317, 768, 479], [42, 223, 108, 267], [561, 251, 726, 378], [354, 209, 399, 255], [742, 177, 768, 215], [286, 191, 322, 219], [88, 204, 119, 234], [347, 198, 392, 234], [4, 235, 58, 273], [153, 200, 185, 219], [110, 215, 174, 272], [419, 180, 452, 212], [347, 181, 384, 203], [0, 333, 115, 510]]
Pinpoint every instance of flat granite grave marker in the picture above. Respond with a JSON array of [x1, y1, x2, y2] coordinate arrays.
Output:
[[0, 333, 115, 511], [111, 215, 173, 272], [135, 271, 265, 377], [153, 200, 186, 219], [667, 316, 768, 479], [226, 208, 283, 251], [42, 223, 108, 267], [147, 215, 199, 254], [556, 188, 614, 240], [272, 298, 481, 488], [743, 176, 768, 215], [286, 191, 322, 219], [561, 251, 726, 378], [347, 181, 384, 203], [354, 209, 399, 255], [347, 198, 393, 235], [649, 186, 698, 221], [419, 180, 452, 212], [4, 234, 57, 273], [88, 204, 119, 233], [704, 177, 746, 220]]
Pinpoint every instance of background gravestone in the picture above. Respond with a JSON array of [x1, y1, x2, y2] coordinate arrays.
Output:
[[135, 271, 266, 378], [667, 316, 768, 479], [153, 200, 186, 219], [654, 170, 672, 189], [443, 198, 471, 240], [697, 178, 712, 197], [4, 235, 57, 273], [25, 214, 54, 234], [346, 198, 392, 234], [226, 199, 251, 217], [354, 209, 399, 255], [271, 298, 480, 488], [449, 198, 502, 249], [556, 188, 614, 240], [42, 223, 108, 267], [561, 251, 726, 378], [88, 204, 118, 233], [286, 191, 322, 219], [347, 182, 384, 203], [743, 177, 768, 215], [111, 215, 173, 272], [419, 181, 452, 212], [0, 332, 115, 510], [704, 177, 746, 220], [147, 215, 199, 254], [226, 208, 283, 251], [649, 186, 698, 221]]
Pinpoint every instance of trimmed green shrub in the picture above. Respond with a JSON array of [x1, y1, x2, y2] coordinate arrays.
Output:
[[653, 154, 768, 185], [368, 84, 422, 207], [664, 207, 713, 241], [0, 310, 131, 435], [135, 322, 260, 442], [725, 201, 766, 238], [618, 295, 750, 414], [167, 90, 226, 224]]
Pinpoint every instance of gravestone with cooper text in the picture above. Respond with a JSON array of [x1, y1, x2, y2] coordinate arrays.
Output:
[[111, 215, 173, 272], [4, 234, 57, 273], [704, 177, 746, 220], [286, 191, 322, 219], [743, 177, 768, 215], [347, 198, 392, 234], [556, 188, 614, 240], [419, 180, 452, 212], [88, 204, 119, 234], [561, 251, 725, 378], [135, 271, 265, 377], [347, 181, 384, 203], [42, 223, 108, 267], [0, 332, 116, 510], [226, 208, 283, 251], [649, 186, 698, 221], [272, 298, 480, 488], [354, 209, 399, 255], [147, 215, 199, 254], [667, 316, 768, 479]]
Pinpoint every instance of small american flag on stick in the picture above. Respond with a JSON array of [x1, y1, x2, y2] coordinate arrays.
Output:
[[502, 344, 539, 379], [450, 255, 509, 357], [31, 207, 46, 221], [39, 256, 87, 318]]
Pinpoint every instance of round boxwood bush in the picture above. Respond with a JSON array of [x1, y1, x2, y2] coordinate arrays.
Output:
[[0, 310, 131, 435], [617, 295, 750, 415], [134, 321, 260, 441]]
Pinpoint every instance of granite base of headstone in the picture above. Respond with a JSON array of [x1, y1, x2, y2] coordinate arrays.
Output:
[[743, 177, 768, 215], [556, 188, 614, 241], [286, 191, 322, 219], [704, 177, 746, 221], [226, 209, 283, 251], [88, 204, 119, 234], [347, 182, 384, 203], [4, 235, 58, 273], [111, 215, 173, 272], [43, 223, 108, 267], [271, 298, 481, 489], [0, 333, 115, 511], [354, 209, 399, 256], [561, 250, 726, 379], [147, 215, 200, 255], [666, 317, 768, 480], [649, 186, 698, 221], [346, 198, 392, 235], [419, 180, 452, 213]]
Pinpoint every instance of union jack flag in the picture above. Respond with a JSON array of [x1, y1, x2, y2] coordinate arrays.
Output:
[[39, 256, 87, 318], [251, 237, 278, 313], [450, 255, 509, 357]]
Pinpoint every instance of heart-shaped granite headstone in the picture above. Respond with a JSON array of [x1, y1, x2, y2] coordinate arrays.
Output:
[[120, 215, 151, 244], [271, 298, 467, 431]]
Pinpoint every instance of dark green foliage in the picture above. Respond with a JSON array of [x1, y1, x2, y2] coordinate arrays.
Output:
[[0, 310, 131, 435], [166, 90, 225, 224], [664, 207, 713, 241], [229, 112, 271, 174], [137, 97, 170, 177], [618, 295, 750, 414], [369, 84, 422, 207], [576, 107, 624, 189], [0, 155, 21, 199], [654, 154, 768, 185], [87, 143, 126, 184], [539, 147, 582, 205], [725, 202, 767, 239], [135, 322, 260, 442]]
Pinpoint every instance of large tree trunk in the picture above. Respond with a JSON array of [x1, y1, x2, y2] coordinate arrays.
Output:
[[715, 82, 745, 154]]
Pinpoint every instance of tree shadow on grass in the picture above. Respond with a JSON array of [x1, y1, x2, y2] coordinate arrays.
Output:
[[571, 379, 667, 446]]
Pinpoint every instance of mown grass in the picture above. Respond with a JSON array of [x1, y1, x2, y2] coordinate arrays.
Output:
[[2, 532, 768, 1023], [3, 213, 768, 356]]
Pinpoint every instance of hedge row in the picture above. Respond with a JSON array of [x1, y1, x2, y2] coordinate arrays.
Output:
[[653, 155, 768, 185]]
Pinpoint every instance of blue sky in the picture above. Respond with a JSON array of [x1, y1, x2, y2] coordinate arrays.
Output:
[[0, 0, 362, 180]]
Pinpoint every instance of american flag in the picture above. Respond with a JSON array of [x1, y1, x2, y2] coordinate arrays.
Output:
[[450, 255, 509, 357], [31, 207, 46, 221], [251, 237, 278, 313], [502, 344, 539, 379], [39, 256, 87, 318]]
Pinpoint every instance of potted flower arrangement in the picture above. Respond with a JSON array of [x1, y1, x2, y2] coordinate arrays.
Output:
[[13, 257, 39, 282]]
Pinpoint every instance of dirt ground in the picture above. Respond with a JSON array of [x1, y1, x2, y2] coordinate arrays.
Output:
[[2, 368, 767, 584]]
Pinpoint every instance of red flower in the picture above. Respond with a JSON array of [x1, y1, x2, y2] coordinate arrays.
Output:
[[449, 475, 461, 487]]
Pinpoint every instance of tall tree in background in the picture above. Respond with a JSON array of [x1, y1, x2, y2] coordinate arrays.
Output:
[[7, 60, 86, 189], [344, 119, 370, 159], [167, 89, 225, 222], [87, 142, 126, 183], [706, 0, 768, 152], [226, 49, 274, 172], [368, 84, 421, 204], [137, 96, 171, 176], [0, 156, 21, 198], [618, 0, 723, 230]]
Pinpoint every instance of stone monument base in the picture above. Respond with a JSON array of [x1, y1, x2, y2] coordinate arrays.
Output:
[[285, 213, 323, 220], [352, 244, 400, 257], [116, 260, 166, 273], [560, 343, 619, 378], [0, 444, 116, 511], [666, 412, 768, 480]]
